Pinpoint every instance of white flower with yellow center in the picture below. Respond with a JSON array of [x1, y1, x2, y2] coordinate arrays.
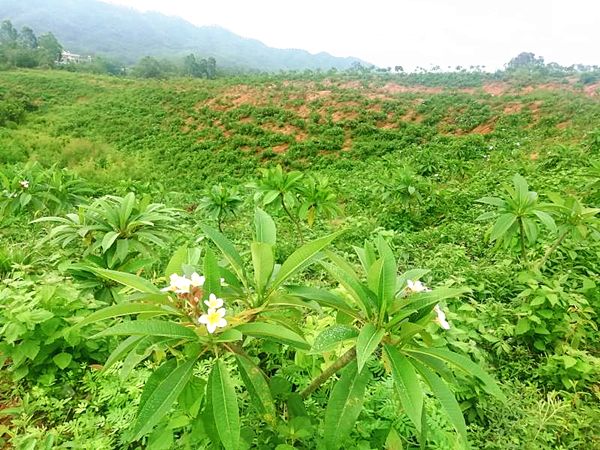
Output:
[[20, 180, 29, 189], [190, 272, 205, 287], [204, 293, 223, 309], [198, 307, 227, 334], [406, 279, 431, 294], [161, 273, 192, 294], [433, 304, 451, 330]]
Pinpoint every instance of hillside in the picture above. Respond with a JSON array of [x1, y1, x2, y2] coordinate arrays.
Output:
[[0, 0, 367, 70], [0, 70, 599, 449]]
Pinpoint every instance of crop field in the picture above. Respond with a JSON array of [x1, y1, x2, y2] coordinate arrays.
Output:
[[0, 69, 599, 449]]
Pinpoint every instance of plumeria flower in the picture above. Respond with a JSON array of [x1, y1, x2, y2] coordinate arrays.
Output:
[[198, 307, 227, 334], [20, 180, 29, 189], [434, 304, 451, 330], [190, 272, 205, 287], [405, 279, 431, 294], [161, 273, 192, 294], [204, 293, 224, 309]]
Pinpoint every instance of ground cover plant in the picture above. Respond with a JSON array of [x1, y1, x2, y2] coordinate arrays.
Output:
[[0, 67, 599, 449]]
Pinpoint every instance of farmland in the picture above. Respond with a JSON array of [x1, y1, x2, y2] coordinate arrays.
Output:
[[1, 69, 599, 449]]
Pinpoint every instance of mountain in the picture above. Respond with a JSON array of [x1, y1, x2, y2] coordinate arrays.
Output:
[[0, 0, 368, 71]]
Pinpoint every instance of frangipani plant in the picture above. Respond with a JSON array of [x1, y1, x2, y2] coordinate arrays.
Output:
[[291, 237, 506, 448], [71, 211, 503, 449], [476, 174, 556, 264], [71, 208, 341, 448]]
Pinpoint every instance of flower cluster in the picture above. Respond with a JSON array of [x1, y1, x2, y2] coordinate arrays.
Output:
[[20, 180, 29, 189], [198, 294, 227, 334], [161, 273, 228, 334], [161, 272, 205, 294], [404, 279, 451, 330]]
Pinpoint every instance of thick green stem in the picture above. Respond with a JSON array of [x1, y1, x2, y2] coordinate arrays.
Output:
[[300, 347, 356, 399], [518, 217, 528, 265], [536, 229, 569, 271]]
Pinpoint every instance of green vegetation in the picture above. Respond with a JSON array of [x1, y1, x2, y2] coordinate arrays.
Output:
[[0, 68, 599, 449]]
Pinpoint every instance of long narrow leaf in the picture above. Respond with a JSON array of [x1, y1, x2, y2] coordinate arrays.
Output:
[[235, 322, 309, 350], [384, 345, 423, 433], [323, 360, 371, 450], [356, 324, 385, 371], [209, 359, 240, 450], [235, 355, 276, 424], [269, 231, 342, 292], [129, 357, 196, 441], [92, 320, 198, 340]]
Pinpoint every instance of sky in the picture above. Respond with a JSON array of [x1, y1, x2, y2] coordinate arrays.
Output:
[[103, 0, 599, 71]]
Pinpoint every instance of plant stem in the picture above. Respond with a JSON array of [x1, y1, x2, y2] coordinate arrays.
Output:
[[518, 217, 528, 265], [281, 196, 304, 244], [536, 229, 569, 271], [300, 347, 356, 399]]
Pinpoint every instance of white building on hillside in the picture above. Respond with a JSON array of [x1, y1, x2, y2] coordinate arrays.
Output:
[[60, 50, 92, 64]]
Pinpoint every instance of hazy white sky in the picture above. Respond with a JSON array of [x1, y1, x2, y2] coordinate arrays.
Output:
[[104, 0, 598, 70]]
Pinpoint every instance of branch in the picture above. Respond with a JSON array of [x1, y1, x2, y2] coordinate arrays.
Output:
[[300, 347, 356, 399]]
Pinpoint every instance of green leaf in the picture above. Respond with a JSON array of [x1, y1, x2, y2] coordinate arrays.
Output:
[[251, 242, 274, 295], [165, 245, 190, 280], [490, 213, 517, 242], [323, 360, 371, 450], [355, 324, 385, 372], [129, 357, 196, 441], [235, 322, 309, 350], [406, 348, 506, 402], [476, 196, 505, 207], [411, 360, 468, 443], [269, 231, 342, 292], [102, 231, 120, 252], [103, 335, 145, 371], [200, 224, 246, 284], [384, 345, 423, 433], [203, 246, 221, 299], [208, 360, 240, 450], [533, 210, 557, 233], [235, 355, 276, 424], [367, 254, 396, 315], [91, 268, 162, 294], [287, 286, 359, 319], [73, 303, 177, 329], [52, 352, 72, 370], [93, 320, 198, 340], [255, 208, 277, 245], [311, 325, 359, 353], [320, 260, 376, 318], [515, 318, 530, 335]]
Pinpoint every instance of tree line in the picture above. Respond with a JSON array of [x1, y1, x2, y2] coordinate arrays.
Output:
[[0, 19, 219, 79]]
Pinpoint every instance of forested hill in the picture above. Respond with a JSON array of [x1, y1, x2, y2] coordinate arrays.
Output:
[[0, 0, 367, 70]]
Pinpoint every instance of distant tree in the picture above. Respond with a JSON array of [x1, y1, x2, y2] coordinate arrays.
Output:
[[506, 52, 545, 70], [0, 20, 18, 46], [133, 56, 163, 78], [207, 57, 216, 79], [183, 53, 201, 77], [17, 27, 37, 49], [197, 58, 208, 77], [394, 65, 404, 73], [37, 32, 63, 64]]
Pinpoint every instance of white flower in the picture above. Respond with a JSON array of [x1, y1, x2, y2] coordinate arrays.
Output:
[[161, 273, 192, 294], [198, 307, 227, 333], [20, 180, 29, 189], [204, 293, 223, 309], [190, 272, 205, 287], [406, 279, 431, 294], [434, 304, 451, 330]]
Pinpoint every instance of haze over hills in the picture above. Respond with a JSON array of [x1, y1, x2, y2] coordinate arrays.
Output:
[[0, 0, 368, 71]]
